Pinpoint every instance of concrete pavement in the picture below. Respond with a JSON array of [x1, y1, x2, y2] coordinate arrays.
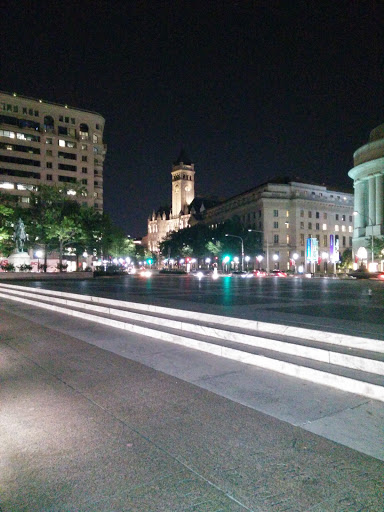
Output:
[[1, 299, 383, 511]]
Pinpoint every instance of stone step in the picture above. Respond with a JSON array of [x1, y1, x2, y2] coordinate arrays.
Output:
[[0, 283, 383, 402]]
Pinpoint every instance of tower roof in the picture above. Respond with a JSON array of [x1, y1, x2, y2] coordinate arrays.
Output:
[[174, 148, 192, 165]]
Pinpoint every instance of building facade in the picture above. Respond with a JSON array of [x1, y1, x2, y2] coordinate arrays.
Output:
[[348, 123, 384, 269], [0, 91, 106, 210], [147, 150, 196, 253], [203, 179, 354, 272]]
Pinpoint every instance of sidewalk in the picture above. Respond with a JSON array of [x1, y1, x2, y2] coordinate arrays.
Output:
[[1, 301, 383, 511]]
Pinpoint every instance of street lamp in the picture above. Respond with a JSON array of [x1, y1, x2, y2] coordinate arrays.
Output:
[[245, 255, 250, 270], [35, 250, 43, 272], [353, 210, 374, 268], [248, 229, 269, 273], [225, 234, 244, 272]]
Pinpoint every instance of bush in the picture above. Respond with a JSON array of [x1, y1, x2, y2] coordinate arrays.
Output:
[[18, 264, 32, 272], [1, 263, 15, 272], [56, 263, 68, 272]]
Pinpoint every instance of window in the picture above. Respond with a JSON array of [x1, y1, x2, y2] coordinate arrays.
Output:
[[308, 211, 312, 218], [348, 226, 353, 233], [300, 222, 304, 229], [46, 138, 53, 145], [336, 214, 339, 220], [273, 209, 278, 217], [273, 221, 278, 229], [316, 212, 319, 218], [82, 155, 87, 162], [93, 134, 98, 143], [82, 167, 87, 173], [286, 210, 289, 217], [47, 162, 52, 168], [46, 174, 52, 181], [20, 196, 30, 203], [59, 115, 64, 122], [300, 210, 304, 217], [335, 225, 339, 231], [322, 223, 327, 230], [342, 215, 346, 221], [59, 139, 66, 147], [349, 215, 352, 222], [46, 150, 52, 156], [22, 107, 27, 114], [96, 123, 100, 130], [71, 118, 75, 124], [323, 212, 327, 219], [81, 179, 88, 185], [65, 116, 69, 123], [81, 144, 87, 150], [316, 223, 320, 230], [308, 222, 312, 229], [323, 235, 327, 246], [94, 181, 98, 186], [58, 175, 76, 183], [342, 236, 346, 247], [273, 234, 279, 244], [349, 237, 352, 246], [286, 235, 290, 244], [300, 234, 304, 245], [58, 126, 67, 135], [341, 225, 346, 232], [258, 210, 262, 218], [58, 163, 77, 171]]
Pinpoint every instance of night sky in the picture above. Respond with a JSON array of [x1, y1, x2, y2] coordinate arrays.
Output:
[[1, 1, 383, 237]]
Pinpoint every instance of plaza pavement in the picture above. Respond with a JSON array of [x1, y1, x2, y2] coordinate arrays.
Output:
[[1, 297, 383, 512]]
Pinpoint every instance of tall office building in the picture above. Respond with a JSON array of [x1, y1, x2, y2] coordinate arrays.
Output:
[[0, 91, 106, 210]]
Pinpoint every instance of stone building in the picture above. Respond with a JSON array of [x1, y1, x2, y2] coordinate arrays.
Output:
[[0, 90, 106, 211], [203, 178, 354, 272], [348, 123, 384, 269]]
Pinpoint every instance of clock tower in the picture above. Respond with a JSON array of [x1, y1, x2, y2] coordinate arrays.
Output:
[[171, 149, 195, 217]]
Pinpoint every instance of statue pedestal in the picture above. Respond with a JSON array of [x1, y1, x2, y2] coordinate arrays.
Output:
[[8, 252, 31, 271]]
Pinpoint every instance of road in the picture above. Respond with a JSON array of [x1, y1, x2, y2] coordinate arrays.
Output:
[[17, 273, 384, 339]]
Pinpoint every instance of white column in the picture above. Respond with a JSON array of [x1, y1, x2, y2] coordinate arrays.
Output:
[[369, 177, 376, 225], [376, 174, 383, 226], [354, 180, 364, 228]]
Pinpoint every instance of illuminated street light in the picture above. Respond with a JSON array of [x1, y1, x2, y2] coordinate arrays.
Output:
[[353, 210, 374, 268], [225, 234, 244, 271], [248, 229, 269, 273]]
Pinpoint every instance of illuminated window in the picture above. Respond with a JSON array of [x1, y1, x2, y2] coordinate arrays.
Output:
[[322, 223, 327, 230], [341, 225, 346, 232], [335, 225, 339, 231], [286, 210, 289, 217], [81, 144, 87, 150], [59, 139, 65, 147], [286, 235, 290, 244], [0, 182, 14, 189], [93, 134, 98, 143], [348, 226, 353, 233]]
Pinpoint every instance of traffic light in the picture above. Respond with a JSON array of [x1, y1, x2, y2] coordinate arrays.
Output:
[[147, 258, 153, 265], [223, 255, 230, 263]]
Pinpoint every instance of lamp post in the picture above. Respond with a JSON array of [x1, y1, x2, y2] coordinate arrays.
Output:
[[353, 210, 374, 268], [248, 229, 269, 273], [225, 234, 244, 272], [35, 250, 43, 272]]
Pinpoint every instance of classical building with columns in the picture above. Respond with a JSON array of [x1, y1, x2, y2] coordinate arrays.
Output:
[[203, 178, 354, 273], [348, 123, 384, 269]]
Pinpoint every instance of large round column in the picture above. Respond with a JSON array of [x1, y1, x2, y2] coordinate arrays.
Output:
[[354, 180, 364, 228], [376, 173, 383, 227], [368, 177, 376, 225]]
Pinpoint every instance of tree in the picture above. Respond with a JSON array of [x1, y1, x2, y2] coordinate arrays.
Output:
[[371, 236, 384, 260], [339, 248, 353, 269], [0, 193, 18, 256]]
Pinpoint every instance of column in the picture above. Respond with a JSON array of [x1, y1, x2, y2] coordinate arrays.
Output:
[[368, 177, 376, 225], [376, 173, 383, 227], [354, 180, 364, 228]]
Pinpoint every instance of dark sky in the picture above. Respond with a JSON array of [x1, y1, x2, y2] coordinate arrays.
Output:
[[1, 1, 383, 236]]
